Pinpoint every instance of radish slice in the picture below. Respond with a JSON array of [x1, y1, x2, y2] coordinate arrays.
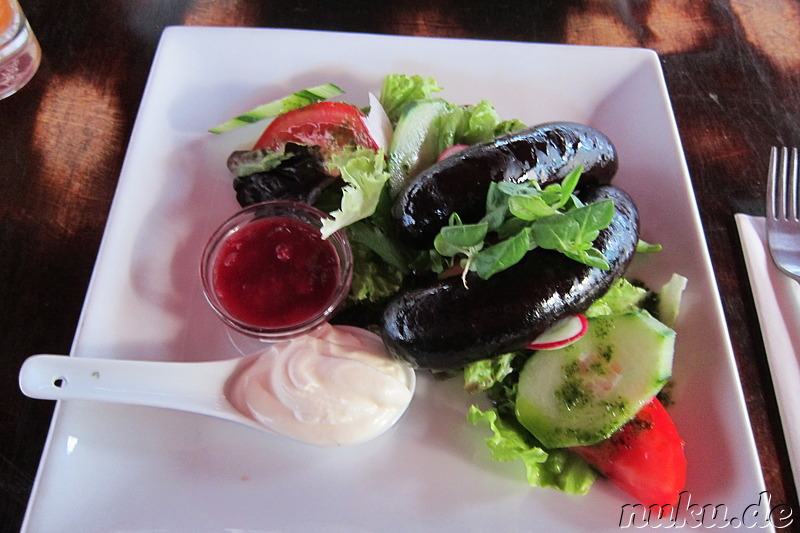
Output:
[[365, 92, 393, 151], [527, 315, 589, 350], [437, 144, 469, 162]]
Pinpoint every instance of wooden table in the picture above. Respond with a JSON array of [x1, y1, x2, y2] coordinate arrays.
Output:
[[2, 0, 798, 529]]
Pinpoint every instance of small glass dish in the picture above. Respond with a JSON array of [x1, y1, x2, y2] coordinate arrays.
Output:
[[200, 201, 353, 341]]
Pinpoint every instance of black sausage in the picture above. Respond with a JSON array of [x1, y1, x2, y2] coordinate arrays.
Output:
[[380, 185, 639, 370], [391, 122, 618, 249]]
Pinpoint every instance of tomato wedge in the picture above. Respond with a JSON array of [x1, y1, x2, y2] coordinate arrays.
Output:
[[254, 101, 378, 156], [570, 398, 686, 506]]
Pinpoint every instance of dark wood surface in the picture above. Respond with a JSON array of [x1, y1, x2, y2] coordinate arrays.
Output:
[[2, 1, 799, 530]]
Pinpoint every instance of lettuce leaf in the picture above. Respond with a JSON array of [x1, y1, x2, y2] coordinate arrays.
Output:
[[463, 352, 517, 394], [436, 100, 526, 153], [320, 147, 391, 239], [346, 220, 411, 275], [347, 241, 404, 303], [585, 277, 649, 318], [465, 352, 595, 495], [468, 405, 596, 494], [379, 74, 443, 125]]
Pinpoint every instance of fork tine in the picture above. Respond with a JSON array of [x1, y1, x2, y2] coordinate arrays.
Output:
[[765, 146, 800, 283], [790, 147, 799, 221], [773, 146, 793, 220], [767, 146, 778, 220], [779, 147, 788, 220]]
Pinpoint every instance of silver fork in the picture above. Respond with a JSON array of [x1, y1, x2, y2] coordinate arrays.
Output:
[[766, 146, 800, 282]]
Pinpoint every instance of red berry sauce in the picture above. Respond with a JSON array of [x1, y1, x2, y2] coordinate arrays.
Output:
[[212, 216, 341, 329]]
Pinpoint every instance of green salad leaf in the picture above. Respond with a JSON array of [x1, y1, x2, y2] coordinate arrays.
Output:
[[320, 147, 391, 239], [433, 215, 487, 255], [471, 228, 532, 280], [468, 406, 596, 494], [530, 199, 615, 269], [432, 166, 616, 280], [346, 220, 411, 276], [463, 352, 517, 394], [435, 100, 525, 152], [225, 149, 293, 177], [347, 241, 405, 303], [379, 74, 443, 125], [637, 239, 663, 253], [585, 277, 649, 318]]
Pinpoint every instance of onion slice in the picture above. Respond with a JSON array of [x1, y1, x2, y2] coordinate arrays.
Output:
[[364, 92, 393, 151]]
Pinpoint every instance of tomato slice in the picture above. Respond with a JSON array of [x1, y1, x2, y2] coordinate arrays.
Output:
[[254, 101, 378, 156], [570, 398, 686, 506]]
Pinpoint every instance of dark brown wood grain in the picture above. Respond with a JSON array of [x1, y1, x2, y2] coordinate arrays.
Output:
[[2, 0, 798, 530]]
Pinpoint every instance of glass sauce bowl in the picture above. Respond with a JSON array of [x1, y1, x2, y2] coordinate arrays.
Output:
[[201, 201, 353, 341]]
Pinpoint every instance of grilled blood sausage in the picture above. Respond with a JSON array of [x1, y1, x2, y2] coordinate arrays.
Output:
[[391, 121, 618, 249], [381, 185, 639, 370]]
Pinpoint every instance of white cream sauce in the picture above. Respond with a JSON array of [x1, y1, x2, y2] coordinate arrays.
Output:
[[225, 323, 415, 446]]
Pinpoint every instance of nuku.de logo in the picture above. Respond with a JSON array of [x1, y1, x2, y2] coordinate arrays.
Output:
[[618, 491, 793, 529]]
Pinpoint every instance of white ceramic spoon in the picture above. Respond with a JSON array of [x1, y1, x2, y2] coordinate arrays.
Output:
[[18, 354, 268, 432], [19, 350, 417, 446]]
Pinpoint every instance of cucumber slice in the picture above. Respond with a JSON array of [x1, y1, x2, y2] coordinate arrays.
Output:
[[387, 98, 452, 193], [209, 83, 344, 134], [515, 310, 675, 448]]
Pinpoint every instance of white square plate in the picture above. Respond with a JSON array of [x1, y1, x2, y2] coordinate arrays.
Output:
[[23, 27, 770, 532]]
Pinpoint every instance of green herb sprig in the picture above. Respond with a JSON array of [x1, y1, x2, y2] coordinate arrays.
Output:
[[432, 167, 615, 284]]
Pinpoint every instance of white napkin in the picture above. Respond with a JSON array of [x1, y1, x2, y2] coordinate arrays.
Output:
[[735, 214, 800, 490]]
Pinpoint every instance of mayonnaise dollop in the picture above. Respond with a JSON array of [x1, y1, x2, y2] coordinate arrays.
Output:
[[225, 323, 415, 446]]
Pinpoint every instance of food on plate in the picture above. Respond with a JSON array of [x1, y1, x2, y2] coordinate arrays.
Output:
[[515, 309, 675, 448], [526, 314, 588, 350], [381, 185, 639, 369], [212, 216, 338, 327], [228, 144, 335, 207], [226, 98, 384, 208], [571, 398, 687, 506], [225, 323, 415, 446], [209, 74, 688, 504], [208, 83, 344, 134], [386, 97, 452, 192], [200, 201, 352, 340], [253, 101, 379, 157], [467, 275, 687, 503], [392, 121, 619, 248]]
